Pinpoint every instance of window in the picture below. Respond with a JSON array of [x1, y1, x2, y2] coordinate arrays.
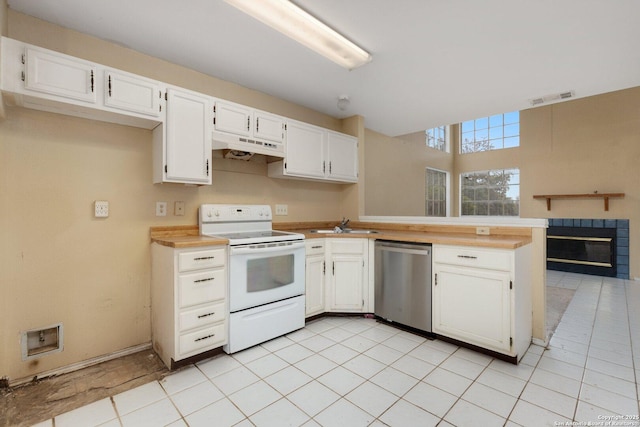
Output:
[[461, 168, 519, 216], [460, 111, 519, 153], [426, 168, 448, 217], [426, 126, 448, 152]]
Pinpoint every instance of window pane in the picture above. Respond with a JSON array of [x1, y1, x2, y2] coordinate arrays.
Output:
[[426, 168, 447, 217], [460, 111, 519, 153], [461, 168, 520, 216]]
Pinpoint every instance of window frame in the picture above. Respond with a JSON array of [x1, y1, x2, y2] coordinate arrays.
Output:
[[426, 125, 450, 153], [459, 112, 519, 153], [425, 167, 450, 217], [459, 168, 520, 217]]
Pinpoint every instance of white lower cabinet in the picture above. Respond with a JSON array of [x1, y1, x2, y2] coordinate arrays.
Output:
[[305, 238, 373, 317], [151, 244, 227, 368], [305, 240, 326, 317], [432, 244, 532, 361]]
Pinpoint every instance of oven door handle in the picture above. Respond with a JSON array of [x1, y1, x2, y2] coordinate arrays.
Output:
[[230, 240, 305, 255]]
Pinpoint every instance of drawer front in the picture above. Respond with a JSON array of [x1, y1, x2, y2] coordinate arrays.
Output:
[[178, 323, 225, 358], [178, 248, 226, 272], [329, 239, 366, 254], [179, 302, 226, 332], [179, 269, 226, 308], [306, 240, 325, 255], [433, 245, 512, 271]]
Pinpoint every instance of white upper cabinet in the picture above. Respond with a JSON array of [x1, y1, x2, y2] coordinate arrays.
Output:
[[268, 120, 359, 184], [153, 87, 212, 185], [104, 69, 162, 117], [1, 37, 163, 129], [326, 131, 359, 182], [24, 46, 97, 104], [281, 120, 325, 179], [214, 100, 252, 137]]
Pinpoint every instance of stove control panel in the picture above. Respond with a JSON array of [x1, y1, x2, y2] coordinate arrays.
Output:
[[200, 204, 272, 223]]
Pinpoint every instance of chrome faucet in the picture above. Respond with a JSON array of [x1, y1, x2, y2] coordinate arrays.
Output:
[[338, 217, 350, 231]]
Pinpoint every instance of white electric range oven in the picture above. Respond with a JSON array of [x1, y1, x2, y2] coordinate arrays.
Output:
[[199, 204, 305, 353]]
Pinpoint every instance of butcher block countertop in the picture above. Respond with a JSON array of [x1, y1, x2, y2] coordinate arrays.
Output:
[[151, 222, 532, 249]]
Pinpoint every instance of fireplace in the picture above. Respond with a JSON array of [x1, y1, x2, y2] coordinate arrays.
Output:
[[547, 219, 629, 279]]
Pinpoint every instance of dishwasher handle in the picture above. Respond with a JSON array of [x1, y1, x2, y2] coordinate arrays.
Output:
[[376, 240, 431, 254]]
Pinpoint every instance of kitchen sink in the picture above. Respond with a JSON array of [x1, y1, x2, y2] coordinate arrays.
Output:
[[309, 229, 379, 234]]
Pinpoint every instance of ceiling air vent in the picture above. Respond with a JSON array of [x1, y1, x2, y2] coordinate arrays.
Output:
[[529, 91, 575, 106]]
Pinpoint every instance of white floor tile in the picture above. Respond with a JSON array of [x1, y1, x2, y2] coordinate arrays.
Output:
[[453, 346, 494, 366], [228, 381, 281, 416], [444, 399, 506, 427], [488, 358, 535, 381], [263, 365, 312, 395], [320, 326, 355, 342], [407, 343, 451, 365], [287, 380, 340, 416], [342, 354, 386, 379], [381, 334, 422, 353], [363, 343, 404, 365], [244, 353, 289, 378], [582, 368, 638, 399], [462, 382, 518, 418], [440, 355, 486, 380], [113, 381, 167, 416], [319, 343, 359, 365], [390, 354, 436, 379], [476, 368, 527, 397], [341, 335, 378, 352], [314, 398, 375, 427], [317, 366, 365, 395], [298, 334, 336, 352], [169, 380, 224, 416], [520, 382, 577, 419], [294, 354, 338, 378], [249, 397, 310, 427], [369, 366, 419, 396], [260, 335, 295, 352], [345, 381, 398, 417], [209, 366, 260, 395], [274, 343, 315, 364], [358, 326, 396, 343], [574, 400, 625, 424], [537, 355, 585, 381], [403, 381, 457, 418], [196, 354, 242, 379], [586, 356, 635, 381], [423, 367, 473, 397], [119, 398, 181, 427], [160, 365, 207, 395], [232, 345, 270, 364], [185, 397, 246, 427], [508, 400, 571, 427], [579, 383, 639, 416], [529, 367, 581, 398], [378, 399, 440, 427], [540, 345, 587, 367], [55, 398, 117, 427]]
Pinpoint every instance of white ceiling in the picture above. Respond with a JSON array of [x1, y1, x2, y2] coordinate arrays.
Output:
[[7, 0, 640, 136]]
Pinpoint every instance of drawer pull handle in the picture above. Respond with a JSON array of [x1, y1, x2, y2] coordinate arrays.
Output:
[[311, 245, 323, 249], [194, 334, 215, 342], [457, 255, 478, 259], [194, 256, 215, 261], [197, 312, 216, 319], [194, 277, 215, 283]]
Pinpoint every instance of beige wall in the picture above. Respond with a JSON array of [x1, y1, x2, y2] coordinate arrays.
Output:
[[0, 11, 358, 381], [365, 129, 453, 216], [364, 87, 640, 279]]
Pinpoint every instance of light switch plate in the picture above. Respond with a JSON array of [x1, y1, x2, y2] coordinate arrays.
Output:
[[94, 200, 109, 218], [156, 202, 167, 217], [275, 204, 288, 215]]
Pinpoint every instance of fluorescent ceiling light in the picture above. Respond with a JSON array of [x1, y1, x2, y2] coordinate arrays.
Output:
[[224, 0, 372, 70]]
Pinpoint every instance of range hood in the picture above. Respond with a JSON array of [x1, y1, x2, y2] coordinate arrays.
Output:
[[212, 130, 285, 158]]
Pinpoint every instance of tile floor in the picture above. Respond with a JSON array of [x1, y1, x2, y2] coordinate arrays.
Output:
[[32, 271, 640, 427]]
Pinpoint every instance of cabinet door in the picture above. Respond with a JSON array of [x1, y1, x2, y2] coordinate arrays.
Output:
[[329, 253, 364, 311], [24, 47, 97, 103], [433, 264, 511, 353], [104, 70, 161, 117], [326, 132, 358, 182], [305, 253, 325, 317], [285, 121, 325, 179], [165, 88, 211, 184], [254, 110, 284, 143], [214, 100, 252, 137]]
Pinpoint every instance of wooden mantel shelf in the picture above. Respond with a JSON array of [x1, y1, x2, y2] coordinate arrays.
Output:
[[533, 193, 625, 211]]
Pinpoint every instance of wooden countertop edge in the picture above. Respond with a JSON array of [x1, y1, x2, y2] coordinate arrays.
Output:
[[149, 223, 532, 249]]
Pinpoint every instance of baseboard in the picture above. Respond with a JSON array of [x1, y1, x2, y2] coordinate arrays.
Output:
[[8, 342, 152, 388]]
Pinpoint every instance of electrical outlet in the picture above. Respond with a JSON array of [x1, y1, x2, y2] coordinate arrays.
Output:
[[275, 204, 288, 215], [174, 201, 185, 216], [94, 200, 109, 218], [156, 202, 167, 217], [476, 226, 490, 235]]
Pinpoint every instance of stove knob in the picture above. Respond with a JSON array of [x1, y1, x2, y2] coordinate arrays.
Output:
[[207, 210, 213, 218], [214, 210, 220, 217]]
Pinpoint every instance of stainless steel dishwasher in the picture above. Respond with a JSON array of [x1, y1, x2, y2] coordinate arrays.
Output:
[[374, 240, 432, 332]]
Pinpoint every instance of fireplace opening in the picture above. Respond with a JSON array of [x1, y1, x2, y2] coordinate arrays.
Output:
[[547, 226, 616, 277]]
